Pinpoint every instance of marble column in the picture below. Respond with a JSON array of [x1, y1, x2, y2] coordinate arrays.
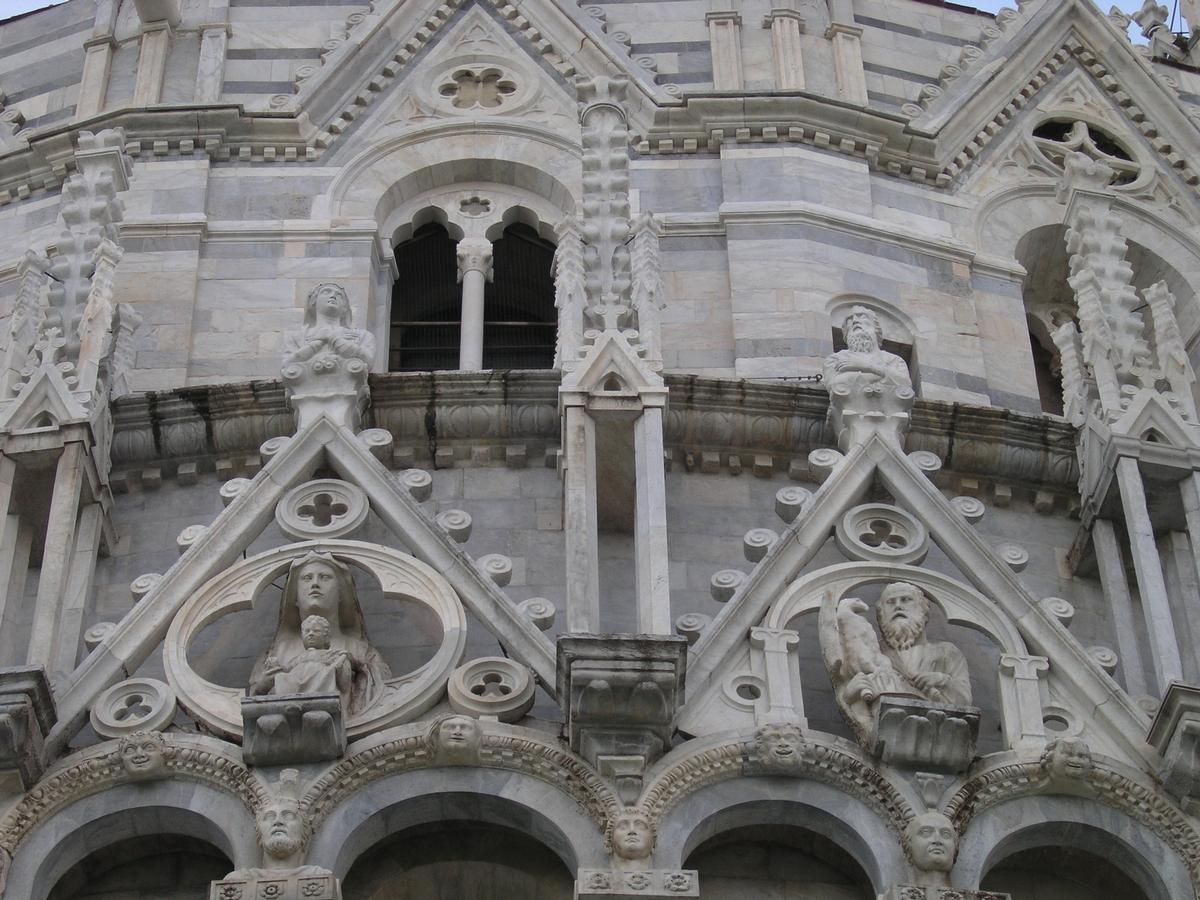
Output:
[[563, 405, 600, 632], [456, 238, 493, 371], [1092, 517, 1149, 697], [707, 10, 744, 90], [132, 21, 173, 106], [826, 23, 868, 105], [28, 441, 86, 669], [1115, 457, 1183, 691], [764, 7, 805, 90], [634, 407, 670, 634], [750, 627, 804, 725], [77, 36, 116, 118], [195, 23, 230, 103]]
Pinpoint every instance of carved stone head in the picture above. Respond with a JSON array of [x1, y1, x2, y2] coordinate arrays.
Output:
[[842, 305, 883, 354], [117, 730, 170, 780], [304, 283, 352, 328], [1040, 737, 1093, 782], [257, 770, 309, 866], [877, 582, 930, 651], [300, 614, 332, 651], [754, 723, 805, 769], [607, 807, 654, 864], [429, 713, 482, 764], [903, 810, 957, 873], [286, 552, 354, 625]]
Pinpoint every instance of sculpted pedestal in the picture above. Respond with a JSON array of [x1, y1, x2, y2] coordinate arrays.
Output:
[[874, 695, 980, 774], [574, 869, 699, 898], [210, 870, 340, 900], [1148, 682, 1200, 812], [0, 667, 55, 794], [241, 692, 345, 767], [557, 635, 687, 803]]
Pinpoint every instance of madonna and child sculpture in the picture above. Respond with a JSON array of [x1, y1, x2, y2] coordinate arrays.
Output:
[[241, 550, 391, 766], [250, 550, 390, 715]]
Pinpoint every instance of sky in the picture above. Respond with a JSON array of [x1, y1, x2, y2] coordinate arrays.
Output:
[[0, 0, 1177, 45]]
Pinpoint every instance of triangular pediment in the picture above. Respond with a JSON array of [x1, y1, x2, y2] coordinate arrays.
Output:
[[1111, 388, 1200, 448], [289, 0, 665, 153], [0, 363, 89, 434], [561, 331, 665, 401], [49, 413, 557, 753], [907, 0, 1200, 204], [683, 433, 1158, 770]]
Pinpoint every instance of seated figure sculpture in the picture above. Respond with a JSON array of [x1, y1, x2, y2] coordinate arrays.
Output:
[[822, 305, 914, 449], [253, 615, 353, 703], [249, 551, 390, 716], [822, 583, 977, 769]]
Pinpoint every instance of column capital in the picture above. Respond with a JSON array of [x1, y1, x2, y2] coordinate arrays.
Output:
[[456, 237, 494, 281]]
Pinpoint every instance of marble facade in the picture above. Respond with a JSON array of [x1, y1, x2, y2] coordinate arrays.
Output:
[[0, 0, 1199, 897]]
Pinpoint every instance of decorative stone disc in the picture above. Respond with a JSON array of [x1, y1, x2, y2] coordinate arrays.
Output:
[[275, 478, 369, 541], [90, 677, 177, 738], [834, 503, 929, 565], [164, 540, 468, 741], [447, 656, 535, 722]]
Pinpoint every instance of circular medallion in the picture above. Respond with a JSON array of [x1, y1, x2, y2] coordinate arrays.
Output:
[[90, 677, 177, 738], [275, 479, 369, 541], [447, 656, 535, 722], [164, 540, 468, 740], [835, 503, 930, 565]]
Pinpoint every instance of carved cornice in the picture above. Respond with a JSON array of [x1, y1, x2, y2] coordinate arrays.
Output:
[[107, 372, 1079, 492], [302, 722, 618, 833], [0, 734, 267, 857], [946, 757, 1200, 881]]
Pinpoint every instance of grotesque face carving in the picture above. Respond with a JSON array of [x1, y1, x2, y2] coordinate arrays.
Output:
[[1041, 738, 1093, 781], [877, 582, 930, 651], [610, 810, 654, 862], [434, 714, 481, 762], [904, 811, 956, 872], [756, 724, 805, 768], [118, 731, 168, 780], [258, 799, 306, 861], [842, 306, 882, 354], [300, 614, 332, 650], [295, 560, 341, 621]]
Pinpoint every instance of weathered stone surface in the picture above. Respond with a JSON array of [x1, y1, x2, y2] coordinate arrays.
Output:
[[241, 693, 346, 767]]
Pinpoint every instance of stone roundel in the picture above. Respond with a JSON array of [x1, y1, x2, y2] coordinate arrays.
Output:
[[834, 503, 929, 565], [447, 656, 535, 722], [275, 478, 369, 541], [90, 677, 177, 738], [164, 540, 468, 741]]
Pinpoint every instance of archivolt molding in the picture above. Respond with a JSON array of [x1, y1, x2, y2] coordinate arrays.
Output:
[[0, 733, 266, 858], [946, 753, 1200, 881], [638, 730, 915, 837], [302, 720, 619, 833]]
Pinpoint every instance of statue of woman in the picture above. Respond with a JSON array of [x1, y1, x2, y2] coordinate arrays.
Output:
[[249, 551, 390, 715], [282, 282, 375, 372]]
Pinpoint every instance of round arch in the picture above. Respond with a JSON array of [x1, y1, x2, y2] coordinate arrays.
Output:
[[308, 767, 608, 878], [953, 795, 1192, 900], [5, 781, 257, 900], [654, 778, 907, 892], [976, 185, 1200, 338], [321, 124, 580, 229]]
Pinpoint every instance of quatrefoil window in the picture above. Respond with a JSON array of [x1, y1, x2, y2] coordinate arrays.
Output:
[[439, 68, 517, 109], [297, 492, 349, 527], [1032, 119, 1140, 185]]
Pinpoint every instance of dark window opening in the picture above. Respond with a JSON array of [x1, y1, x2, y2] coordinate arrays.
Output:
[[389, 221, 557, 372], [1031, 335, 1064, 416]]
